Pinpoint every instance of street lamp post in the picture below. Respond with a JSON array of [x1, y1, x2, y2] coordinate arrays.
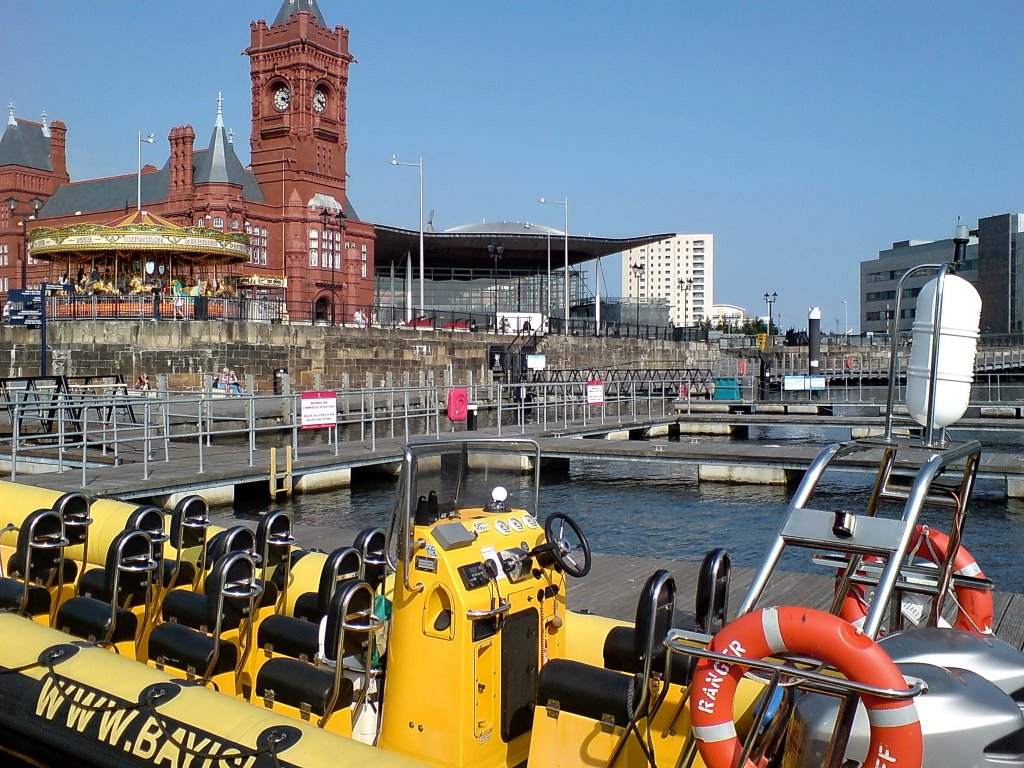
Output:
[[764, 291, 778, 341], [390, 155, 424, 321], [487, 243, 504, 329], [7, 196, 42, 288], [137, 131, 155, 212], [539, 197, 569, 332], [678, 277, 693, 326], [630, 262, 645, 331], [842, 299, 849, 344]]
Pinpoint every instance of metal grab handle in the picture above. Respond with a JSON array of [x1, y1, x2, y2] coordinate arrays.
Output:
[[342, 612, 387, 633], [665, 630, 925, 701], [466, 600, 511, 620], [120, 554, 159, 572], [33, 534, 71, 550], [223, 579, 263, 599]]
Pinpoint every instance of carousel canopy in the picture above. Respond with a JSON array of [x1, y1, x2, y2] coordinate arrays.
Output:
[[26, 210, 250, 263]]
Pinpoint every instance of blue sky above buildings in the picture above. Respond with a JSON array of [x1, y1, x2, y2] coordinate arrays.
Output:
[[2, 1, 1021, 332]]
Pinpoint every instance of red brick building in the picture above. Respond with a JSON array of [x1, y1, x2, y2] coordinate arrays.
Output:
[[0, 0, 374, 323]]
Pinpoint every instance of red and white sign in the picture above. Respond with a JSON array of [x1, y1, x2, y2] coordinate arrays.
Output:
[[586, 380, 604, 406], [300, 391, 338, 430]]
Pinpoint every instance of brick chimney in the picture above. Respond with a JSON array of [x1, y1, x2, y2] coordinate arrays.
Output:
[[168, 125, 195, 200], [48, 120, 69, 184]]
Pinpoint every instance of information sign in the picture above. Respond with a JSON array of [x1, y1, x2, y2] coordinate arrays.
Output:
[[300, 391, 338, 430], [586, 380, 605, 406]]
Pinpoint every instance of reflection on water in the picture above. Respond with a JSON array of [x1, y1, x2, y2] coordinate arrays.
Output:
[[250, 437, 1024, 593]]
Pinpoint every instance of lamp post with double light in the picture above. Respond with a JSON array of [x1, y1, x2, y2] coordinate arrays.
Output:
[[539, 197, 569, 332], [764, 291, 778, 341], [7, 196, 42, 289], [631, 262, 645, 332], [390, 155, 424, 321], [137, 131, 154, 212], [487, 243, 504, 328], [678, 277, 693, 326]]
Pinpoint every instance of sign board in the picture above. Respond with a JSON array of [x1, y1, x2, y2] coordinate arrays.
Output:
[[757, 333, 767, 350], [300, 391, 338, 430], [44, 282, 70, 292], [783, 375, 826, 392], [9, 289, 41, 302], [525, 354, 547, 371], [586, 380, 605, 406], [488, 345, 507, 375]]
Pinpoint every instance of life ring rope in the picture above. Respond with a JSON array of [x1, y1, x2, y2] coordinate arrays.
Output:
[[835, 524, 993, 635], [689, 606, 923, 768]]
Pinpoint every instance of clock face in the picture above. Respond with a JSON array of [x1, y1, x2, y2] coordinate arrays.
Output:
[[313, 88, 327, 113], [273, 86, 291, 112]]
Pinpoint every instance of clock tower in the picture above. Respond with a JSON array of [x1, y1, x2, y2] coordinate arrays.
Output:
[[246, 0, 373, 321], [246, 0, 354, 208]]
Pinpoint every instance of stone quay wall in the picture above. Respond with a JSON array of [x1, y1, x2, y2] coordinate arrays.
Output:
[[0, 322, 718, 391]]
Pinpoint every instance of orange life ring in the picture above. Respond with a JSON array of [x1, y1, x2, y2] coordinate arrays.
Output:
[[835, 525, 993, 634], [690, 606, 922, 768]]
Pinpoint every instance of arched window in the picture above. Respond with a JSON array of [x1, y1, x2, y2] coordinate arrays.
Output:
[[213, 217, 224, 229], [309, 248, 319, 268], [231, 219, 239, 230]]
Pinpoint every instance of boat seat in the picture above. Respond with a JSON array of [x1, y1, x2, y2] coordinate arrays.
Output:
[[256, 578, 375, 725], [148, 551, 260, 679], [56, 529, 156, 645], [148, 621, 239, 677], [293, 546, 361, 623], [537, 658, 644, 728], [352, 526, 387, 592], [0, 578, 50, 617], [167, 496, 211, 587], [256, 510, 296, 611], [255, 657, 354, 716], [163, 526, 276, 629], [603, 626, 694, 686], [603, 555, 723, 687], [0, 509, 70, 618], [79, 563, 183, 602], [536, 570, 675, 766], [261, 576, 363, 660]]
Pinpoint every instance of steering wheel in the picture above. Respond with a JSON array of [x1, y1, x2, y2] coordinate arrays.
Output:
[[543, 512, 592, 578]]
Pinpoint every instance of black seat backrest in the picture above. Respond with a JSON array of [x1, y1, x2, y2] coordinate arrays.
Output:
[[352, 526, 387, 591], [102, 529, 155, 607], [633, 569, 676, 674], [170, 496, 210, 551], [10, 509, 67, 584], [205, 526, 257, 567], [322, 578, 372, 664], [53, 493, 91, 548], [694, 548, 731, 634], [256, 510, 294, 570], [205, 550, 260, 631], [127, 506, 168, 561], [317, 547, 362, 617]]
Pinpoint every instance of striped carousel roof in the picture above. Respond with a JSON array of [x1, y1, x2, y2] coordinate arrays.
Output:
[[26, 210, 250, 263]]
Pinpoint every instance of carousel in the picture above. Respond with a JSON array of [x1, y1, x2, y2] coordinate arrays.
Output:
[[25, 211, 253, 319]]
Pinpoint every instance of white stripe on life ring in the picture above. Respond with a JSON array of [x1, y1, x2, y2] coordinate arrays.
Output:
[[866, 702, 920, 729], [955, 561, 982, 578], [692, 721, 738, 743], [761, 606, 786, 654]]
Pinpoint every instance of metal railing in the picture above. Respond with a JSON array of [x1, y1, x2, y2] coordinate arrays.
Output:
[[0, 379, 681, 486]]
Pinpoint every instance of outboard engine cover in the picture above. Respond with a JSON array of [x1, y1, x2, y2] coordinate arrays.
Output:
[[879, 627, 1024, 707], [784, 663, 1024, 767]]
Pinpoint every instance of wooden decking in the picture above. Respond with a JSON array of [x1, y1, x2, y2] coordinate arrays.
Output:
[[266, 519, 1024, 653]]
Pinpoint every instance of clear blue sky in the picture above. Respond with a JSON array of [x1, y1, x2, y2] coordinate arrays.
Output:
[[3, 1, 1021, 332]]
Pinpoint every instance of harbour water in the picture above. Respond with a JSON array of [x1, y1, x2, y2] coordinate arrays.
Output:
[[238, 426, 1024, 594]]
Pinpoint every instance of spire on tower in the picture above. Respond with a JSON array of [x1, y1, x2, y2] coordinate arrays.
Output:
[[272, 0, 327, 28]]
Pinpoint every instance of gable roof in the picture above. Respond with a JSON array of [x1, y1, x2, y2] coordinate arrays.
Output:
[[0, 118, 52, 171]]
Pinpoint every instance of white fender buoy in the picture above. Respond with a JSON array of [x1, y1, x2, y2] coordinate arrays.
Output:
[[905, 273, 981, 429]]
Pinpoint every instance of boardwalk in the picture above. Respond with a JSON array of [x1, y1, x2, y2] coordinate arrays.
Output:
[[250, 518, 1024, 653]]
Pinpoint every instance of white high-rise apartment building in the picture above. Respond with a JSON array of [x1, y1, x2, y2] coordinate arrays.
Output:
[[621, 233, 714, 326]]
